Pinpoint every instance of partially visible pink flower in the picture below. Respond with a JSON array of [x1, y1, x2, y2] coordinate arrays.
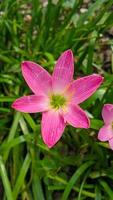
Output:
[[12, 49, 103, 148], [98, 104, 113, 150]]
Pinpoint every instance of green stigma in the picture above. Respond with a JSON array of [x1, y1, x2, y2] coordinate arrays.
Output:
[[50, 94, 66, 109]]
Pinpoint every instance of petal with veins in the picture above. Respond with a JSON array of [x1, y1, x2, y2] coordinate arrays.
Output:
[[109, 138, 113, 150], [102, 104, 113, 124], [41, 110, 66, 148], [64, 104, 90, 128], [98, 124, 113, 141], [22, 61, 52, 95], [12, 95, 49, 113], [52, 49, 74, 93], [67, 74, 103, 104]]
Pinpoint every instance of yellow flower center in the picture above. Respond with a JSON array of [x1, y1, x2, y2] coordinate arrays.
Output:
[[50, 94, 66, 110]]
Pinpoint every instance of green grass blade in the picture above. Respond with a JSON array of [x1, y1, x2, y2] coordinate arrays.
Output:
[[13, 153, 31, 200], [3, 112, 21, 161], [32, 175, 45, 200], [61, 161, 94, 200], [95, 185, 102, 200], [99, 180, 113, 200], [0, 156, 13, 200]]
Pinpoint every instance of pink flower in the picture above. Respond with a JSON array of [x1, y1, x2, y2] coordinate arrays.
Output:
[[12, 50, 103, 148], [98, 104, 113, 150]]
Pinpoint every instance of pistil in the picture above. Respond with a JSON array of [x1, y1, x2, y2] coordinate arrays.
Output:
[[50, 94, 66, 110]]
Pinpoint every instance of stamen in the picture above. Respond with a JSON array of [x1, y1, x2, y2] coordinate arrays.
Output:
[[50, 94, 66, 109]]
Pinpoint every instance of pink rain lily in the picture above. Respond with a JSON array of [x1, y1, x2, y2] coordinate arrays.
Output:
[[12, 49, 103, 148], [98, 104, 113, 150]]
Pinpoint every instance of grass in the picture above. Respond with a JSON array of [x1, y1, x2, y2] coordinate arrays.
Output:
[[1, 0, 113, 199]]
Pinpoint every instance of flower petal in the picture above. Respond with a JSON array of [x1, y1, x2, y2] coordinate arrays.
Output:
[[67, 74, 103, 104], [12, 95, 49, 113], [64, 104, 90, 128], [22, 61, 52, 95], [41, 110, 66, 148], [52, 49, 74, 92], [98, 124, 113, 141], [109, 138, 113, 150], [102, 104, 113, 124]]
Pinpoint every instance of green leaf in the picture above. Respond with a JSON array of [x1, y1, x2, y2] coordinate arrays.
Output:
[[0, 156, 14, 200], [13, 153, 31, 200], [61, 161, 94, 200]]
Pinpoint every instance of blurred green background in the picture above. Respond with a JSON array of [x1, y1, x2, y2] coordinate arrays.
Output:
[[1, 0, 113, 199]]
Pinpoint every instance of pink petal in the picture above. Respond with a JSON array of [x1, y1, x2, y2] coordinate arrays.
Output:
[[52, 49, 74, 93], [98, 125, 113, 141], [12, 95, 49, 113], [64, 104, 90, 128], [67, 74, 103, 104], [22, 61, 52, 95], [109, 138, 113, 150], [102, 104, 113, 124], [41, 110, 66, 148]]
